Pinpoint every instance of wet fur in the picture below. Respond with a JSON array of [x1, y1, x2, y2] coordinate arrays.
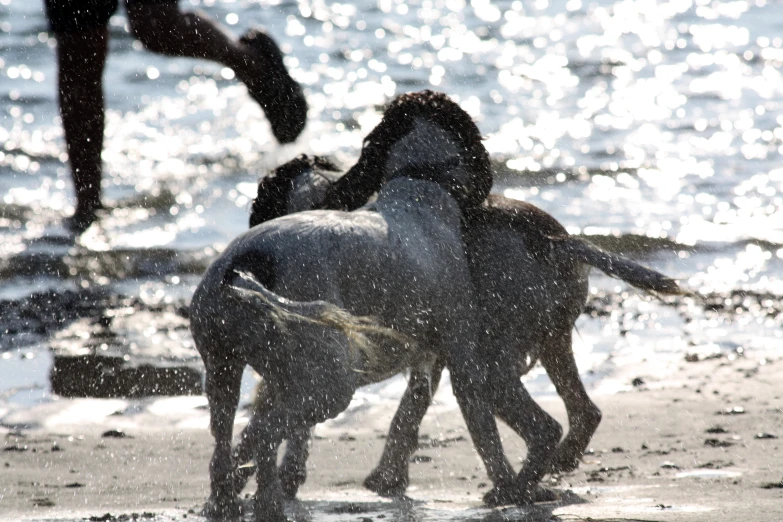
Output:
[[241, 174, 683, 504], [236, 90, 683, 506], [250, 155, 341, 228], [319, 90, 492, 212], [191, 178, 517, 521]]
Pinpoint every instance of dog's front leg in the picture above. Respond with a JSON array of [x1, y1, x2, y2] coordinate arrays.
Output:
[[364, 359, 446, 497], [485, 364, 562, 506], [538, 331, 602, 474], [444, 317, 517, 499]]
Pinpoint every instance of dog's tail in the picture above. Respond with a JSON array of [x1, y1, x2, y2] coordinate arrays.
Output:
[[224, 270, 412, 369], [554, 237, 687, 296]]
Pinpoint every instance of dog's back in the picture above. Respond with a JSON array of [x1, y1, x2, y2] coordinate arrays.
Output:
[[463, 196, 589, 371], [193, 178, 471, 368]]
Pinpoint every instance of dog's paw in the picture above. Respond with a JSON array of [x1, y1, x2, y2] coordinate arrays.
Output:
[[253, 483, 288, 522], [548, 451, 582, 474], [549, 458, 580, 474], [483, 483, 532, 507], [201, 494, 242, 521], [363, 467, 409, 498], [532, 485, 559, 502], [482, 483, 557, 507]]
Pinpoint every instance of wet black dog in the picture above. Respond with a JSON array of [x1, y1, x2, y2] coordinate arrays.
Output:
[[191, 92, 530, 521], [226, 90, 684, 508]]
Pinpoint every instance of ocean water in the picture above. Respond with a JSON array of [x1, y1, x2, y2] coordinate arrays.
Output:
[[0, 0, 782, 428]]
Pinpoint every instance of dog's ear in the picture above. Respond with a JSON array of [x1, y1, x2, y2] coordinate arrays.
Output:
[[321, 90, 492, 212]]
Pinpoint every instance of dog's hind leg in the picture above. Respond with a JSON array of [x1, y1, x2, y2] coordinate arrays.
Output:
[[241, 408, 289, 522], [202, 357, 244, 521], [279, 427, 311, 498], [538, 330, 602, 474], [364, 359, 446, 497], [483, 363, 563, 507], [242, 390, 352, 521], [225, 383, 311, 500], [226, 380, 277, 497], [227, 384, 311, 500], [242, 329, 355, 521]]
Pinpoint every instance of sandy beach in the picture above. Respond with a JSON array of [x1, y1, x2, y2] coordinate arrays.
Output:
[[2, 350, 781, 522]]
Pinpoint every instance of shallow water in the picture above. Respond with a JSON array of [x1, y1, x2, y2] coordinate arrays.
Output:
[[0, 0, 782, 418]]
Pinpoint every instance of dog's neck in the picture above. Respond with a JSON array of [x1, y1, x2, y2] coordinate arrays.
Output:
[[384, 117, 470, 189]]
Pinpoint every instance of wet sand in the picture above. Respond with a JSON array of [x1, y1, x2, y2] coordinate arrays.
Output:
[[2, 352, 782, 522]]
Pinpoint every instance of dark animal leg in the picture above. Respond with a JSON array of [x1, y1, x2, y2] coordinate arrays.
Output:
[[202, 358, 244, 521], [230, 382, 312, 500], [242, 328, 355, 522], [226, 429, 260, 497], [231, 384, 310, 498], [445, 322, 516, 496], [227, 381, 276, 497], [539, 331, 602, 474], [483, 366, 563, 507], [364, 360, 445, 497], [242, 399, 348, 520], [242, 409, 289, 522], [279, 427, 311, 499]]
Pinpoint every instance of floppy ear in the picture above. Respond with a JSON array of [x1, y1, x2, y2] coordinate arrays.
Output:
[[321, 90, 492, 212]]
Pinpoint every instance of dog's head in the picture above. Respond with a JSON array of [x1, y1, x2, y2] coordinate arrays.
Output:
[[249, 155, 341, 228], [323, 90, 492, 211]]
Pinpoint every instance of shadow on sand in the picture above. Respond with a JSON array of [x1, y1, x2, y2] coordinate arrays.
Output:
[[219, 489, 649, 522]]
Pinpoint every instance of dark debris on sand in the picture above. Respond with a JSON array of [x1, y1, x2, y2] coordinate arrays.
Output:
[[1, 287, 201, 398], [0, 288, 188, 351], [86, 513, 157, 521]]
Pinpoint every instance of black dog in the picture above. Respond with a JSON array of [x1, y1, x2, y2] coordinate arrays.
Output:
[[226, 90, 684, 508]]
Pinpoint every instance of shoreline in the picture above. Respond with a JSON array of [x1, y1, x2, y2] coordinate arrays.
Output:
[[2, 352, 782, 522]]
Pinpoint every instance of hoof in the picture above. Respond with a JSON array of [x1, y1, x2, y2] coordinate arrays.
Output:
[[201, 494, 242, 521], [363, 468, 408, 498]]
